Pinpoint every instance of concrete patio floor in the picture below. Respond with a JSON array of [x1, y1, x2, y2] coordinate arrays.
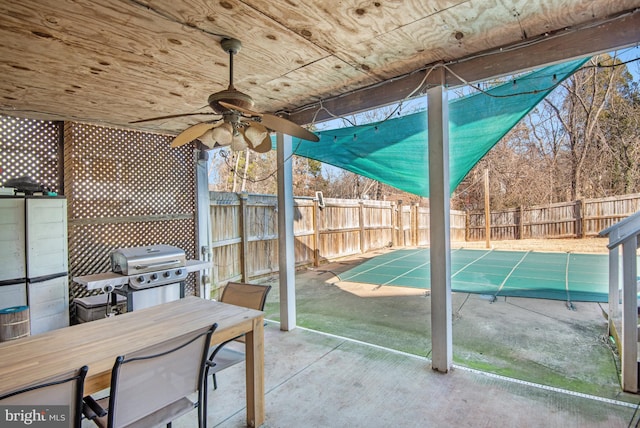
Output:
[[162, 243, 640, 427], [174, 322, 635, 427], [197, 246, 638, 427], [174, 242, 640, 427]]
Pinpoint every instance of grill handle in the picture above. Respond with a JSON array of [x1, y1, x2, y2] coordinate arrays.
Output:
[[133, 260, 181, 270]]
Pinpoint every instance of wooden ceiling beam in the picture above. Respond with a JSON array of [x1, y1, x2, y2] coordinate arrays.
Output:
[[286, 9, 640, 126]]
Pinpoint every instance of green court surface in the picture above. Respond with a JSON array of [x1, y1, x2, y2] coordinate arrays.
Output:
[[337, 248, 612, 302]]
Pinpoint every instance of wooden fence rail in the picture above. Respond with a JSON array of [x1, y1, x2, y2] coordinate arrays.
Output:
[[209, 191, 640, 287], [467, 193, 640, 241]]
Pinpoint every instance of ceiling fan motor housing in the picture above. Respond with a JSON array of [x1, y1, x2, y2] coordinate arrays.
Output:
[[207, 38, 255, 114], [207, 89, 255, 114]]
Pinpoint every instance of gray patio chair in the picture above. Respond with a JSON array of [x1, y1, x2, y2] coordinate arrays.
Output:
[[0, 365, 88, 428], [204, 282, 271, 390], [83, 322, 217, 428]]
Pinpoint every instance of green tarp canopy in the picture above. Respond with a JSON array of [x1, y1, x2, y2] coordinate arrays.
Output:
[[290, 58, 589, 197]]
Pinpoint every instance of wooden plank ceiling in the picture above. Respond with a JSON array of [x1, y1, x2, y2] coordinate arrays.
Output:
[[0, 1, 638, 136]]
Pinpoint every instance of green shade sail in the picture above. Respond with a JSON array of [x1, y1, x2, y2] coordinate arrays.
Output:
[[290, 58, 589, 197]]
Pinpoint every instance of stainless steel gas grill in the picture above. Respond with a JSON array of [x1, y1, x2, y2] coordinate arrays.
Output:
[[110, 245, 188, 290], [73, 245, 209, 313]]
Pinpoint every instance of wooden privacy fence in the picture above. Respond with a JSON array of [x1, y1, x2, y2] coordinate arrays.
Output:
[[210, 191, 639, 287], [208, 192, 465, 287], [467, 193, 640, 241]]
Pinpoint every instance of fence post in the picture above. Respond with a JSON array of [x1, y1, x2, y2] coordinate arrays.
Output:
[[239, 191, 250, 282], [425, 209, 431, 246], [518, 205, 524, 240], [391, 202, 398, 247], [575, 199, 583, 238], [581, 198, 587, 238], [397, 200, 404, 247], [411, 202, 419, 246], [465, 211, 469, 241], [359, 201, 366, 254], [313, 199, 320, 267], [484, 168, 491, 248]]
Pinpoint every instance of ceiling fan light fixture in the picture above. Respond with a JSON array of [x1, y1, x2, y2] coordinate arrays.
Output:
[[230, 130, 249, 151], [199, 129, 218, 148], [244, 123, 268, 148], [211, 122, 233, 146]]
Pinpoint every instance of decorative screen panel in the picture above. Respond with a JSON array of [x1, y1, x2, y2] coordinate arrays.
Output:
[[64, 122, 197, 300], [0, 115, 61, 192]]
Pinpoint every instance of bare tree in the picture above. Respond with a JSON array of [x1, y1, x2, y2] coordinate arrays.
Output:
[[207, 145, 326, 196], [458, 53, 640, 210], [527, 99, 565, 203], [595, 59, 640, 195], [547, 55, 620, 200]]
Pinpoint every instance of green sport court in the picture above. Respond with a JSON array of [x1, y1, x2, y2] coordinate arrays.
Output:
[[337, 248, 612, 303]]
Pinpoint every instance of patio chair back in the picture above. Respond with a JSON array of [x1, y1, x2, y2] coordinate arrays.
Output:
[[204, 282, 270, 398], [0, 365, 88, 428], [219, 281, 272, 313], [106, 323, 217, 428]]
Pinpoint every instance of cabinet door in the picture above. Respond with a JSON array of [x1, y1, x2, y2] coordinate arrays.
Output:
[[0, 198, 26, 281], [28, 276, 69, 334], [0, 283, 27, 309], [26, 198, 68, 278]]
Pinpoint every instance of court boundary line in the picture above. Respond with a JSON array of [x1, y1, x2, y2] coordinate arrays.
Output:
[[340, 248, 425, 282], [492, 250, 532, 299], [380, 249, 433, 286], [378, 247, 490, 287], [451, 248, 493, 279]]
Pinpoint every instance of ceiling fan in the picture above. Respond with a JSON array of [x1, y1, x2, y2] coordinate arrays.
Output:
[[131, 38, 319, 152]]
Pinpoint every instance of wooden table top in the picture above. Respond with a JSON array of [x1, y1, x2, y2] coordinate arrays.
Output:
[[0, 296, 264, 396]]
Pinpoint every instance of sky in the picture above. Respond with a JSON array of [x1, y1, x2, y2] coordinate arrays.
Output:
[[619, 45, 640, 81]]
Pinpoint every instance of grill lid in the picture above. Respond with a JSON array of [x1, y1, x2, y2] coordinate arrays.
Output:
[[110, 245, 186, 276]]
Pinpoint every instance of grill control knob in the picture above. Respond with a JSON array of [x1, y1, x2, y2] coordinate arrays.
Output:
[[136, 276, 145, 283], [150, 273, 158, 280], [163, 271, 171, 278], [176, 269, 183, 276]]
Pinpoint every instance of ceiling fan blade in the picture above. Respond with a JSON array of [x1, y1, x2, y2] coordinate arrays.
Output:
[[260, 114, 319, 142], [130, 111, 217, 124], [171, 122, 219, 148]]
